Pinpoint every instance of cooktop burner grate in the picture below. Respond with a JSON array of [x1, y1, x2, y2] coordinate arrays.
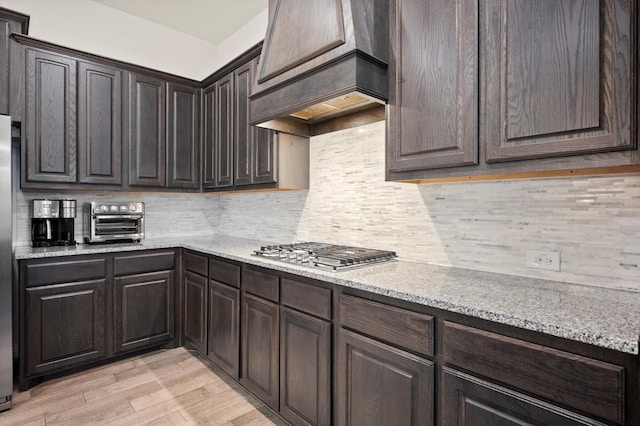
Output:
[[253, 242, 397, 270]]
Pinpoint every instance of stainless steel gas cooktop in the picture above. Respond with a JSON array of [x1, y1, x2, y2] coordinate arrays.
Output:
[[253, 242, 397, 271]]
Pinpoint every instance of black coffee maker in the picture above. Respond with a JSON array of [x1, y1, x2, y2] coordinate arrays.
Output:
[[31, 199, 77, 247]]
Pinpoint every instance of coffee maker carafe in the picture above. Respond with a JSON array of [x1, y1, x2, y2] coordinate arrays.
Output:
[[31, 199, 77, 247]]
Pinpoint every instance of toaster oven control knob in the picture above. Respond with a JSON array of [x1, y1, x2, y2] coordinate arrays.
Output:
[[120, 205, 128, 212]]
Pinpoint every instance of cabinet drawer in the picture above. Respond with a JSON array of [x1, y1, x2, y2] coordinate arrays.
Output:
[[281, 278, 331, 320], [113, 251, 175, 276], [23, 258, 106, 287], [339, 294, 433, 357], [442, 321, 625, 424], [183, 251, 208, 276], [243, 267, 279, 302], [209, 257, 240, 288]]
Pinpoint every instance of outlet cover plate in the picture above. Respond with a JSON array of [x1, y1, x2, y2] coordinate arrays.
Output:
[[526, 250, 561, 271]]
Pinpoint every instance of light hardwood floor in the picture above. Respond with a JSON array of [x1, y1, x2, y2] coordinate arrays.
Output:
[[0, 347, 288, 425]]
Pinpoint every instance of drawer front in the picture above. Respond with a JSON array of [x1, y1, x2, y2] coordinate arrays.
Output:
[[183, 251, 208, 276], [23, 257, 106, 287], [113, 250, 175, 276], [242, 267, 279, 302], [442, 321, 625, 424], [209, 257, 240, 288], [339, 294, 434, 357], [281, 278, 331, 319]]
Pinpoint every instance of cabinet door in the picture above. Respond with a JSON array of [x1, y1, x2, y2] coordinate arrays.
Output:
[[208, 280, 240, 378], [0, 18, 11, 115], [128, 72, 166, 187], [77, 61, 122, 185], [484, 0, 633, 162], [234, 57, 277, 187], [168, 82, 199, 189], [114, 270, 174, 353], [25, 49, 77, 183], [336, 328, 434, 426], [241, 292, 279, 410], [183, 270, 207, 355], [25, 280, 106, 375], [440, 367, 606, 426], [202, 74, 234, 189], [387, 0, 478, 173], [280, 307, 331, 426]]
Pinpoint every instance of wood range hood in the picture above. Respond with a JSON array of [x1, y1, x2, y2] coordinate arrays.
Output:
[[249, 0, 389, 137]]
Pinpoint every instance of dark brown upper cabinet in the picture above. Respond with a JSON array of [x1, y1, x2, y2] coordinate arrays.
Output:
[[0, 8, 28, 117], [387, 0, 637, 182], [167, 82, 200, 189], [202, 73, 234, 190], [127, 72, 167, 187], [78, 61, 123, 185], [484, 0, 633, 163], [234, 57, 276, 187], [24, 48, 77, 185], [387, 0, 478, 173]]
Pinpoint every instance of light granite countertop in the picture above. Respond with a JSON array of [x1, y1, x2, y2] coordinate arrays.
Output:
[[14, 234, 640, 355]]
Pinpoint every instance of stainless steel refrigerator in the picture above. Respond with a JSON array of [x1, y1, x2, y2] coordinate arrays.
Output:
[[0, 114, 17, 411]]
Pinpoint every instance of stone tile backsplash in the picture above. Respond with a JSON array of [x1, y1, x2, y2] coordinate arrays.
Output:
[[16, 120, 640, 291]]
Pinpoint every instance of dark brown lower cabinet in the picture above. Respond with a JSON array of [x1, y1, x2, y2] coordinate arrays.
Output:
[[183, 270, 207, 355], [25, 279, 106, 376], [208, 279, 240, 378], [241, 292, 280, 410], [336, 328, 434, 426], [280, 307, 331, 426], [440, 367, 606, 425], [114, 270, 175, 353]]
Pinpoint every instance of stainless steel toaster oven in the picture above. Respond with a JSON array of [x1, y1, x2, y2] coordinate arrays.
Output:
[[84, 201, 145, 243]]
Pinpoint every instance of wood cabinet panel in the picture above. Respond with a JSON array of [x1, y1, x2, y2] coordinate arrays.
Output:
[[25, 280, 106, 375], [209, 257, 240, 288], [243, 267, 279, 302], [23, 257, 106, 288], [0, 19, 10, 115], [339, 294, 433, 357], [128, 72, 166, 187], [336, 328, 434, 426], [25, 49, 77, 183], [183, 271, 207, 355], [77, 61, 122, 185], [442, 321, 625, 423], [484, 0, 633, 162], [440, 367, 607, 426], [184, 251, 208, 276], [280, 277, 331, 320], [234, 57, 277, 186], [203, 74, 234, 189], [241, 292, 279, 410], [387, 0, 478, 172], [208, 280, 240, 379], [168, 82, 199, 189], [280, 307, 330, 426], [113, 251, 175, 276], [114, 270, 174, 353]]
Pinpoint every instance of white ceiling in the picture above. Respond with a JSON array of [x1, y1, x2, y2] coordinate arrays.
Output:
[[94, 0, 268, 44]]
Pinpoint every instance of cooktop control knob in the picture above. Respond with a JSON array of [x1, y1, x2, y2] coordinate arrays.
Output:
[[129, 204, 137, 212], [110, 205, 118, 213], [120, 205, 128, 212], [100, 205, 109, 213]]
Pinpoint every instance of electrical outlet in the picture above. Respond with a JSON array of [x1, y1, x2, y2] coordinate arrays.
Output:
[[526, 250, 561, 271]]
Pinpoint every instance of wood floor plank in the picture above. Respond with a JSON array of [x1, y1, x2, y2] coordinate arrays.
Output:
[[0, 348, 283, 426]]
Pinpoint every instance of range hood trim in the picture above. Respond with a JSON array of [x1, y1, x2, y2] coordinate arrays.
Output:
[[249, 50, 387, 127]]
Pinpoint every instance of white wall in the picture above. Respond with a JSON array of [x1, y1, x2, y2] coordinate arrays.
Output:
[[0, 0, 223, 79], [216, 8, 268, 70]]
